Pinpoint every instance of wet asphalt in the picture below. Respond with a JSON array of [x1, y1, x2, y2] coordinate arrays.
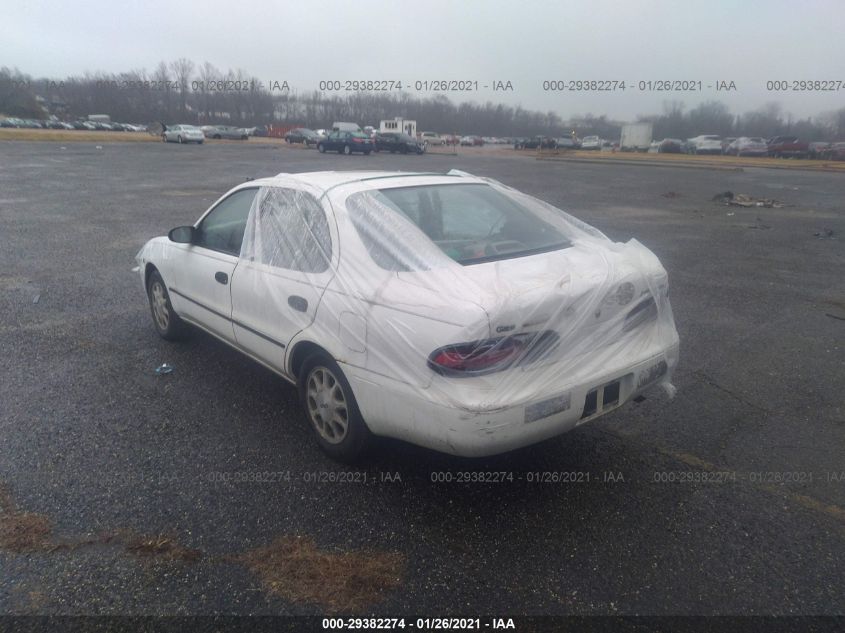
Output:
[[0, 140, 843, 617]]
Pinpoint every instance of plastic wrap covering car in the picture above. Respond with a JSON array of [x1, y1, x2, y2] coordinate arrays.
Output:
[[234, 174, 679, 420]]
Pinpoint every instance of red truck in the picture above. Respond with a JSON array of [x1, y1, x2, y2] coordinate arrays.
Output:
[[766, 136, 809, 158]]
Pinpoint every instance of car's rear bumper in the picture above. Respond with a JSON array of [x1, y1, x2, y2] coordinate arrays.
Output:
[[344, 337, 679, 457]]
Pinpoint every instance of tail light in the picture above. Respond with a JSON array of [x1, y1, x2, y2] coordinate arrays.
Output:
[[428, 332, 558, 377]]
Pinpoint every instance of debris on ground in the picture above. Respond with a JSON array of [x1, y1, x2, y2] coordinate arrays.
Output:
[[661, 191, 680, 198], [814, 229, 835, 239], [234, 535, 405, 613], [712, 191, 784, 208], [748, 217, 771, 230], [155, 363, 173, 375]]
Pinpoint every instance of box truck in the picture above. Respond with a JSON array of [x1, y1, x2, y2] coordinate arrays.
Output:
[[620, 122, 653, 152]]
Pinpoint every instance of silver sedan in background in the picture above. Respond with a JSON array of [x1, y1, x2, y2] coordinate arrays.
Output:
[[162, 125, 205, 144], [203, 125, 249, 140]]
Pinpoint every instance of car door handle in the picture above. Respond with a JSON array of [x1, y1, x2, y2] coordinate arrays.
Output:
[[215, 271, 228, 285], [288, 295, 308, 312]]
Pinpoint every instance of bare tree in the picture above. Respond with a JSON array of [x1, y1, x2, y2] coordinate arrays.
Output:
[[170, 58, 194, 119]]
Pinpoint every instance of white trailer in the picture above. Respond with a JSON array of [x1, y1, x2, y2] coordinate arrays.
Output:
[[620, 122, 653, 152], [380, 117, 417, 137]]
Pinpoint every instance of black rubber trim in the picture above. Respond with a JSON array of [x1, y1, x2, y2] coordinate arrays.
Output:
[[169, 287, 286, 349]]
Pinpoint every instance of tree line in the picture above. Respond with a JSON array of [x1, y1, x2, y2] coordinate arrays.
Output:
[[2, 63, 845, 140]]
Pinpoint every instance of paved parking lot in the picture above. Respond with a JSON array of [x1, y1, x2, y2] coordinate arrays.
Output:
[[0, 141, 843, 616]]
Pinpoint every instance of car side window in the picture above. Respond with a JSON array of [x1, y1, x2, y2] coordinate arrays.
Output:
[[195, 188, 257, 255], [252, 188, 332, 273]]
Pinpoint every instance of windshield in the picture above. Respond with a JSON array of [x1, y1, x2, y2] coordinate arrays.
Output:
[[349, 184, 572, 266]]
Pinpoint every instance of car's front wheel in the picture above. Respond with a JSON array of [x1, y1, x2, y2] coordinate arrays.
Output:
[[299, 353, 372, 462], [318, 143, 325, 153], [147, 270, 187, 340], [177, 135, 183, 144], [342, 144, 351, 155]]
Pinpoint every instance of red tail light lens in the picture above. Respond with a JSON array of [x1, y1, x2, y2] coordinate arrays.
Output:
[[428, 332, 559, 377]]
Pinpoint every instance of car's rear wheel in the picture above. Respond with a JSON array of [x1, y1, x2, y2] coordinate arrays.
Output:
[[342, 144, 351, 155], [161, 135, 167, 143], [299, 353, 372, 462], [147, 270, 187, 340], [318, 143, 325, 153]]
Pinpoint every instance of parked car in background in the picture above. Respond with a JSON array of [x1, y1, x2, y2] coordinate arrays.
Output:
[[443, 134, 459, 145], [332, 122, 362, 133], [820, 142, 845, 160], [580, 135, 602, 150], [725, 137, 768, 157], [657, 138, 684, 153], [375, 132, 426, 154], [284, 128, 321, 145], [420, 131, 445, 146], [766, 136, 809, 158], [554, 137, 577, 150], [162, 124, 205, 144], [808, 142, 830, 159], [685, 135, 723, 155], [317, 130, 373, 155], [460, 135, 483, 146], [136, 169, 679, 461], [203, 125, 249, 140], [721, 137, 737, 154], [517, 136, 556, 149]]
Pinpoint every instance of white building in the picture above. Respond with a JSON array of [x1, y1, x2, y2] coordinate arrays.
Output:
[[380, 117, 417, 137]]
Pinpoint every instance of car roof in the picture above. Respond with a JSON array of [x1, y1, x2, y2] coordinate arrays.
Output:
[[245, 170, 483, 193]]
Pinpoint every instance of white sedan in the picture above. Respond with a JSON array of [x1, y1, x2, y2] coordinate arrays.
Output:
[[162, 124, 205, 144], [136, 170, 679, 461]]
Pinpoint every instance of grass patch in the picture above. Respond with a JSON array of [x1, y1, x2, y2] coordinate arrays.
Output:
[[0, 484, 52, 552], [235, 535, 404, 612], [119, 531, 203, 562], [0, 128, 159, 143]]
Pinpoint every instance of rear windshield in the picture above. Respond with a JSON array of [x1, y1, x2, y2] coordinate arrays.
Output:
[[347, 184, 572, 267]]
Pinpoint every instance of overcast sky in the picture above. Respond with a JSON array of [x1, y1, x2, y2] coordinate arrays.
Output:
[[4, 0, 844, 120]]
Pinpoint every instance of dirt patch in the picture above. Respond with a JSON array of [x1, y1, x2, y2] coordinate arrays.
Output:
[[120, 531, 202, 563], [0, 484, 52, 552], [235, 535, 404, 612]]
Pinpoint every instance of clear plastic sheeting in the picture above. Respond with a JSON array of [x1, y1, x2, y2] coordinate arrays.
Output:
[[236, 174, 678, 409], [141, 170, 679, 455]]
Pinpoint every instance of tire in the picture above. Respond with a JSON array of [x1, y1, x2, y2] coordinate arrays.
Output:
[[162, 135, 167, 143], [363, 150, 371, 155], [177, 135, 183, 144], [299, 352, 372, 462], [318, 143, 325, 153], [147, 270, 187, 341], [342, 144, 351, 155], [213, 134, 221, 140], [198, 140, 203, 145]]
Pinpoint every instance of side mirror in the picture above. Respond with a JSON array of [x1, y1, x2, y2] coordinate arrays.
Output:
[[168, 226, 195, 244]]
